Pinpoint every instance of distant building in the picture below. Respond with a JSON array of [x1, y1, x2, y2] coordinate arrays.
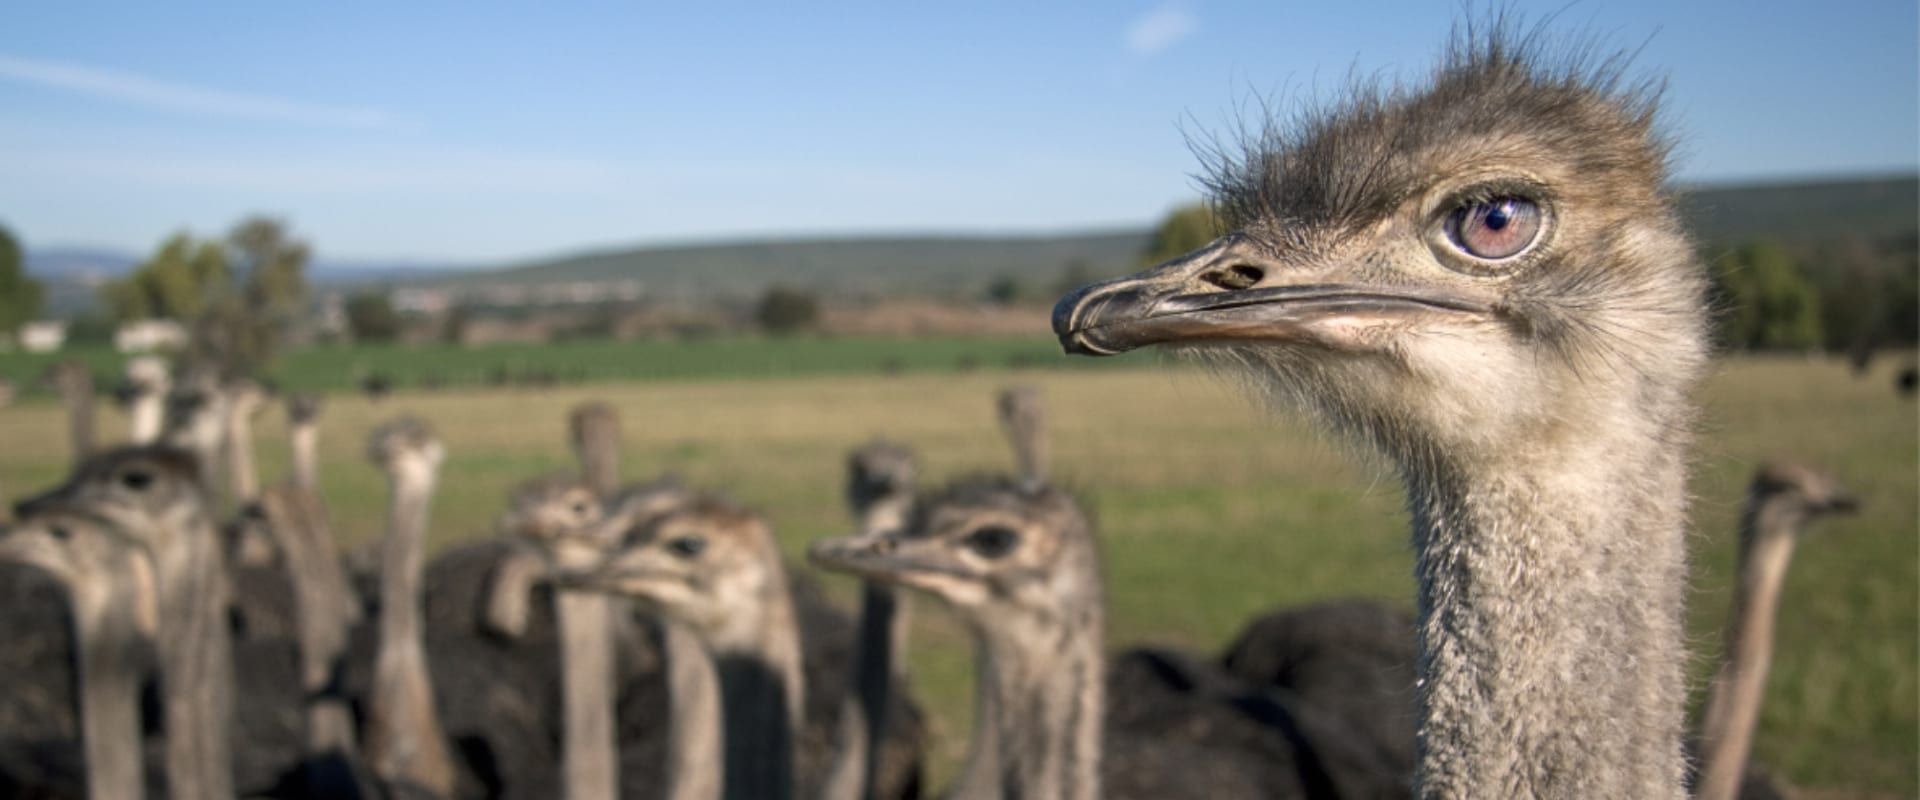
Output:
[[20, 321, 68, 353], [115, 319, 190, 353]]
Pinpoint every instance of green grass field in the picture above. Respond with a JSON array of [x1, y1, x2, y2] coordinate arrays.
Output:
[[0, 335, 1143, 396], [0, 354, 1913, 797]]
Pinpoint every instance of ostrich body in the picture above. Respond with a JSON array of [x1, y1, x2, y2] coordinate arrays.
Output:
[[570, 496, 805, 800], [1053, 28, 1707, 798], [364, 416, 459, 796], [1694, 462, 1858, 800], [0, 512, 156, 800], [16, 446, 238, 800], [123, 357, 171, 445], [819, 439, 920, 800]]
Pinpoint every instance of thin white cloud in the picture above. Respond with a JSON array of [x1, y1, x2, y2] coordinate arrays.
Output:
[[1124, 5, 1198, 56], [0, 53, 412, 131]]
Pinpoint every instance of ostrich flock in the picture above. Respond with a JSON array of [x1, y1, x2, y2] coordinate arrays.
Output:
[[0, 25, 1877, 800]]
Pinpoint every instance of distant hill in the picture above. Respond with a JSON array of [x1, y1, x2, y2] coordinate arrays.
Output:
[[1676, 174, 1918, 244], [420, 231, 1153, 301], [418, 174, 1917, 301], [23, 174, 1917, 313]]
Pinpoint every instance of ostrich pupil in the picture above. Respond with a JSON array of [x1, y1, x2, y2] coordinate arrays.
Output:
[[1483, 202, 1511, 230]]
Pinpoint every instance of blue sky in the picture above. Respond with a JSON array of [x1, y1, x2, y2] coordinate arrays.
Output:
[[1, 2, 1914, 264]]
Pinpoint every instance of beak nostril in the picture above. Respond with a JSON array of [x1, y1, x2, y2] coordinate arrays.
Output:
[[1202, 265, 1264, 291]]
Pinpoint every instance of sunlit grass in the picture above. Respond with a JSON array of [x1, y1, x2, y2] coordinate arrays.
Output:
[[0, 354, 1911, 796]]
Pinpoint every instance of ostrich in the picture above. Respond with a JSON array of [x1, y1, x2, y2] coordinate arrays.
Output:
[[222, 379, 267, 505], [121, 356, 171, 445], [286, 394, 324, 493], [363, 416, 460, 797], [160, 373, 229, 503], [0, 511, 157, 800], [813, 478, 1104, 800], [498, 472, 622, 800], [1693, 462, 1859, 800], [43, 361, 95, 463], [812, 391, 1396, 799], [222, 379, 276, 566], [567, 495, 806, 800], [1053, 24, 1708, 797], [819, 439, 921, 800], [254, 485, 372, 796], [14, 446, 238, 800]]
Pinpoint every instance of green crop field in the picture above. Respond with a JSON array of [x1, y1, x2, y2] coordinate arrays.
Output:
[[0, 354, 1913, 797]]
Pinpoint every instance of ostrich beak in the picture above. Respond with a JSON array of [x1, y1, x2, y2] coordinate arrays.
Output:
[[809, 532, 970, 584], [1821, 493, 1860, 515], [1052, 237, 1493, 356]]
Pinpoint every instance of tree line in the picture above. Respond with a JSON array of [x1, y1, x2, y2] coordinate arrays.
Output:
[[1, 205, 1914, 359]]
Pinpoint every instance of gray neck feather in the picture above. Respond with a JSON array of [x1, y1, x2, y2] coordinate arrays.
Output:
[[558, 590, 619, 800], [707, 580, 804, 800], [290, 423, 320, 492], [974, 611, 1104, 800], [152, 507, 236, 800], [663, 620, 724, 800], [824, 497, 915, 800], [75, 585, 148, 800], [368, 472, 456, 795], [1403, 438, 1690, 799]]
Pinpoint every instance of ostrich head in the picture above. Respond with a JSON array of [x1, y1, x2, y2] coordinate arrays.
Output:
[[366, 416, 444, 483], [811, 478, 1101, 637], [0, 512, 159, 635], [846, 440, 919, 523], [1744, 461, 1859, 542], [566, 495, 782, 649], [499, 474, 604, 542], [13, 446, 210, 543], [286, 393, 323, 425], [1053, 31, 1707, 463]]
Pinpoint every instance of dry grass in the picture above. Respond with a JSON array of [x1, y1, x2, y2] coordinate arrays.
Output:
[[0, 354, 1912, 796]]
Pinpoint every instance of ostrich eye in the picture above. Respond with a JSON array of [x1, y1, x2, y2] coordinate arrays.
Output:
[[571, 501, 591, 517], [118, 470, 154, 492], [963, 525, 1020, 559], [1445, 197, 1542, 260], [49, 525, 72, 541], [666, 536, 706, 559]]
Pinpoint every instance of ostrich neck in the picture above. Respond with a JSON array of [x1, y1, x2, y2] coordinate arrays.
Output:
[[1404, 436, 1691, 799], [151, 510, 236, 800], [1695, 508, 1799, 800], [367, 471, 456, 796], [823, 496, 916, 800], [290, 423, 320, 491], [557, 590, 618, 800], [944, 646, 1001, 800], [974, 610, 1104, 800], [225, 411, 258, 502], [663, 620, 724, 800], [129, 393, 165, 445], [61, 382, 95, 460], [280, 492, 359, 754], [74, 586, 148, 800], [708, 581, 804, 800]]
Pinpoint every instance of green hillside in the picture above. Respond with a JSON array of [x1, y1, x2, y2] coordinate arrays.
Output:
[[427, 231, 1152, 300], [411, 175, 1917, 301]]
